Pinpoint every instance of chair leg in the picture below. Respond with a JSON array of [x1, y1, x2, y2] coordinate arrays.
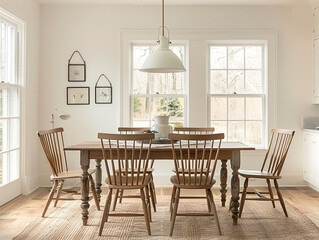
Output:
[[266, 179, 275, 208], [140, 188, 151, 236], [145, 185, 152, 222], [98, 189, 113, 236], [239, 178, 249, 218], [42, 181, 58, 217], [150, 174, 157, 204], [205, 189, 212, 212], [53, 180, 64, 207], [170, 186, 177, 218], [112, 189, 120, 211], [89, 175, 100, 211], [149, 182, 157, 212], [119, 189, 124, 203], [207, 189, 222, 235], [274, 179, 288, 217], [169, 187, 180, 237]]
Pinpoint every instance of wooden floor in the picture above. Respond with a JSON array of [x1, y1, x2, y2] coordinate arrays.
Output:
[[0, 186, 319, 239]]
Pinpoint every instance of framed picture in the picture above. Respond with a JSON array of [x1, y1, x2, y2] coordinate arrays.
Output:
[[96, 86, 112, 104], [68, 64, 86, 82], [67, 87, 90, 105], [95, 74, 113, 104]]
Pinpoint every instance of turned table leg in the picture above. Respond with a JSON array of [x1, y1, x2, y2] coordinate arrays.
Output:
[[231, 150, 240, 225], [95, 159, 102, 202], [80, 150, 90, 226], [220, 160, 228, 207]]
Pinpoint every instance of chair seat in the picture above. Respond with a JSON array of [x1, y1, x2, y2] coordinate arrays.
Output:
[[238, 170, 281, 179], [170, 175, 216, 189], [51, 168, 96, 180], [116, 168, 154, 174], [172, 168, 210, 174], [106, 175, 151, 189]]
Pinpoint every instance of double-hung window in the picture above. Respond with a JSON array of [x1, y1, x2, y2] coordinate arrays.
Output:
[[131, 44, 186, 127], [209, 44, 266, 147], [0, 17, 21, 186]]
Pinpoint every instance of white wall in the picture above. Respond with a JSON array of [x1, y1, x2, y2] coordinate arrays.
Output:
[[0, 0, 40, 194], [39, 4, 316, 187]]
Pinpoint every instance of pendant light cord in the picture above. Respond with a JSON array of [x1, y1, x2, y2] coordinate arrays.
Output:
[[162, 0, 164, 36]]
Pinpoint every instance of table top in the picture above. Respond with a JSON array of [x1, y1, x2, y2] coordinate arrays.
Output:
[[65, 141, 255, 151]]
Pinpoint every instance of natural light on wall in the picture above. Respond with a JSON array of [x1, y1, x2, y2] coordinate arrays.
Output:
[[131, 44, 186, 128]]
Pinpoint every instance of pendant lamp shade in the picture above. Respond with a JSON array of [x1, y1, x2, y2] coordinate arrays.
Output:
[[140, 36, 186, 73]]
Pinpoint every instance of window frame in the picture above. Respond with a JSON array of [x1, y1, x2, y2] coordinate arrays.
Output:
[[0, 12, 23, 187], [207, 42, 267, 148], [130, 43, 188, 127]]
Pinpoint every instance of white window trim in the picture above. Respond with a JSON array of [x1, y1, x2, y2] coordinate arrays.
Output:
[[207, 41, 268, 148], [121, 30, 277, 153]]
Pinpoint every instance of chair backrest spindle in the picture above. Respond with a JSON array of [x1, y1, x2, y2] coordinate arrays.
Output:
[[37, 128, 68, 177], [169, 133, 224, 187]]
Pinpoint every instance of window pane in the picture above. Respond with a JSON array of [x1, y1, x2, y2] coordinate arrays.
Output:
[[0, 153, 7, 185], [246, 121, 262, 145], [9, 119, 19, 149], [168, 98, 184, 121], [171, 46, 184, 63], [211, 70, 227, 94], [210, 46, 227, 69], [245, 46, 262, 69], [229, 98, 244, 120], [133, 46, 149, 69], [0, 120, 8, 152], [228, 121, 244, 142], [151, 73, 166, 94], [211, 97, 227, 120], [228, 70, 244, 94], [133, 97, 149, 120], [133, 120, 150, 127], [211, 121, 227, 136], [246, 98, 263, 120], [133, 70, 148, 94], [228, 46, 244, 69], [0, 89, 5, 117], [9, 150, 19, 182], [151, 98, 167, 119], [245, 70, 262, 94], [170, 121, 184, 128], [167, 73, 184, 94]]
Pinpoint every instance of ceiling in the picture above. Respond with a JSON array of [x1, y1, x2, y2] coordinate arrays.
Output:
[[38, 0, 310, 6]]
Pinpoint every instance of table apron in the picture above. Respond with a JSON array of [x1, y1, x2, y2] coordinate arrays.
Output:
[[89, 150, 232, 160]]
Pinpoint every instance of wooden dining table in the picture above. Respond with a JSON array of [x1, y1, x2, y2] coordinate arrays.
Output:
[[65, 141, 255, 226]]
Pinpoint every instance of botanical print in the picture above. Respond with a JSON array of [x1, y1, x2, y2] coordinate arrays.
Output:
[[69, 65, 85, 81]]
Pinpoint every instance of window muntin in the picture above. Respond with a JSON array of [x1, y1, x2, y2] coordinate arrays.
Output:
[[209, 45, 265, 147], [131, 45, 186, 128], [0, 18, 20, 186]]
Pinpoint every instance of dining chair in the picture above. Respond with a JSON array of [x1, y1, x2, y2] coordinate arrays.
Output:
[[238, 128, 295, 218], [171, 127, 216, 213], [168, 132, 224, 236], [114, 127, 157, 213], [98, 133, 155, 236], [37, 128, 100, 217]]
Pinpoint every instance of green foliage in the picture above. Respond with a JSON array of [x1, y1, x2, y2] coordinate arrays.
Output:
[[134, 98, 142, 114], [156, 98, 183, 117]]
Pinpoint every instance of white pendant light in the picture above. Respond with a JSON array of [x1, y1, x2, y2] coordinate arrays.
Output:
[[140, 0, 186, 73]]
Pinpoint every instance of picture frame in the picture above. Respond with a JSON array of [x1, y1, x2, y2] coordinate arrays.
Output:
[[67, 87, 90, 105], [95, 86, 112, 104], [95, 74, 113, 104], [68, 64, 86, 82], [68, 50, 86, 82]]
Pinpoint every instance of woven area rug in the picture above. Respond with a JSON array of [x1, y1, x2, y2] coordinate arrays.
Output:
[[14, 192, 319, 240]]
